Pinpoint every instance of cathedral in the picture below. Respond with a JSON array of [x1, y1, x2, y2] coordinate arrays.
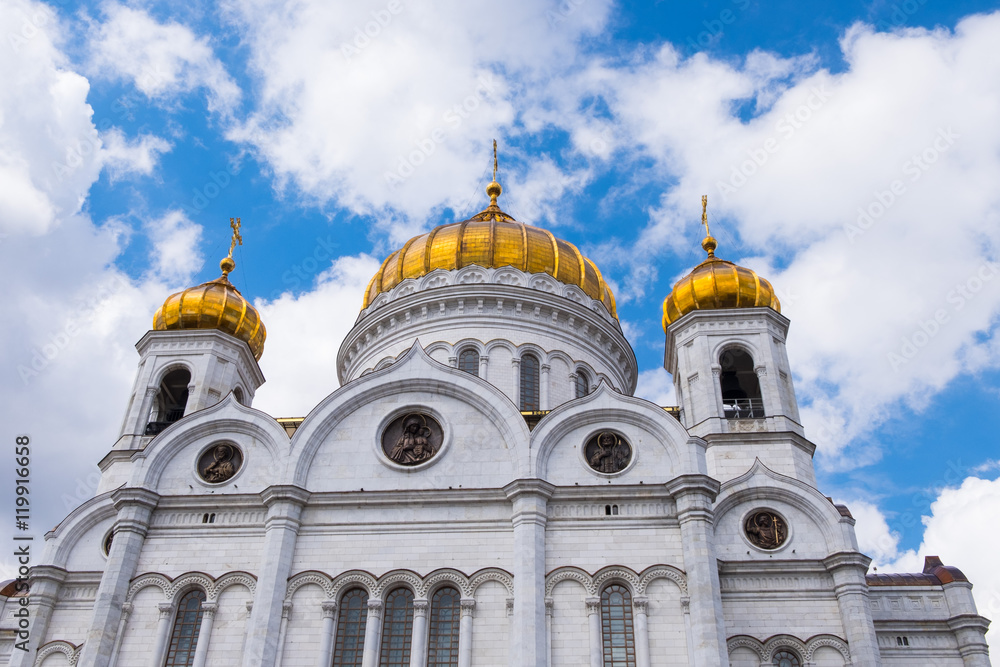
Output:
[[1, 174, 992, 667]]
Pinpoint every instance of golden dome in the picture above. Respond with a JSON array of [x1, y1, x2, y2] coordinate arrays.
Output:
[[153, 257, 267, 360], [661, 199, 780, 329], [362, 180, 617, 317]]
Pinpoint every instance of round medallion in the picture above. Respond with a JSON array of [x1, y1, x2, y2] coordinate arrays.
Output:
[[381, 413, 443, 466], [744, 510, 788, 550], [584, 431, 632, 474], [103, 530, 114, 556], [198, 442, 243, 484]]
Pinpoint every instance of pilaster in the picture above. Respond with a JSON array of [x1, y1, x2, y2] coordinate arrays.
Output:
[[823, 552, 882, 667]]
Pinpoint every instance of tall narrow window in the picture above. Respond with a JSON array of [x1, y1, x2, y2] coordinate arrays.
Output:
[[427, 586, 461, 667], [458, 349, 480, 376], [600, 584, 636, 667], [379, 588, 414, 667], [333, 588, 369, 667], [520, 354, 540, 411], [575, 370, 590, 399], [164, 589, 206, 667]]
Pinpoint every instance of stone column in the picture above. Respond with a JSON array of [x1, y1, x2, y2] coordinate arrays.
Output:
[[544, 597, 554, 667], [511, 358, 521, 408], [504, 479, 554, 666], [78, 488, 160, 667], [410, 599, 429, 667], [479, 354, 490, 382], [108, 602, 132, 667], [149, 602, 175, 667], [458, 598, 476, 667], [540, 364, 551, 410], [823, 552, 882, 667], [318, 600, 338, 667], [244, 485, 311, 667], [274, 601, 292, 666], [448, 355, 458, 368], [948, 614, 992, 667], [633, 595, 651, 667], [361, 600, 384, 667], [586, 596, 602, 667], [9, 565, 67, 667], [190, 601, 217, 667], [664, 475, 728, 667]]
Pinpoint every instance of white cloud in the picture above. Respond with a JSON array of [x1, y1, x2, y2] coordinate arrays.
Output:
[[101, 128, 172, 180], [89, 3, 241, 112], [146, 211, 205, 282], [252, 253, 382, 417], [584, 14, 1000, 464], [226, 0, 614, 223], [634, 367, 677, 407], [848, 477, 1000, 653]]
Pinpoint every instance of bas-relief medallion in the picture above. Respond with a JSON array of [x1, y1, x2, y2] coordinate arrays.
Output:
[[198, 442, 243, 483], [744, 509, 788, 550], [382, 413, 443, 466], [585, 431, 632, 474]]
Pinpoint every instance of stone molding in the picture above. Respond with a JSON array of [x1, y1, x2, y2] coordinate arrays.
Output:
[[284, 567, 514, 604], [32, 640, 81, 666], [125, 570, 257, 605], [726, 633, 851, 663], [544, 564, 688, 598]]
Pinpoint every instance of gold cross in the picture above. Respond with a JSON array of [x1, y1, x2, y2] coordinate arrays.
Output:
[[701, 195, 710, 237], [228, 217, 242, 258], [492, 139, 498, 182]]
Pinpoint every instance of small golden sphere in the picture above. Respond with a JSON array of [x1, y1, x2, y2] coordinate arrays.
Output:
[[486, 181, 502, 199], [701, 236, 717, 256], [220, 256, 236, 274]]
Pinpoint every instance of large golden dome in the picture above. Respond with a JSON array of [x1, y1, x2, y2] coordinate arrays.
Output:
[[362, 181, 617, 317], [153, 256, 267, 360], [662, 200, 780, 329]]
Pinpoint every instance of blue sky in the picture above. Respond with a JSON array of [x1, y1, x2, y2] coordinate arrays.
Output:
[[3, 0, 1000, 643]]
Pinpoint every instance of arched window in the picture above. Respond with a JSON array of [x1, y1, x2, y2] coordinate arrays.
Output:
[[719, 347, 764, 418], [427, 586, 461, 667], [600, 584, 636, 667], [519, 354, 540, 411], [164, 589, 206, 667], [379, 588, 414, 667], [333, 588, 369, 667], [233, 386, 245, 405], [575, 370, 590, 399], [772, 650, 802, 667], [146, 368, 191, 435], [458, 349, 479, 376]]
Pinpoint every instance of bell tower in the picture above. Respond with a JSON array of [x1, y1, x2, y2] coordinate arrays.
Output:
[[114, 218, 267, 450], [663, 199, 811, 483]]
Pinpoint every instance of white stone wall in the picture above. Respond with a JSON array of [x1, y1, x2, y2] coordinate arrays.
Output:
[[114, 585, 162, 666], [470, 580, 508, 665], [281, 584, 324, 666], [204, 584, 251, 666], [549, 580, 589, 666]]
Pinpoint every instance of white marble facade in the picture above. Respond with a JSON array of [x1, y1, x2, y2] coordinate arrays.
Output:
[[1, 265, 992, 667]]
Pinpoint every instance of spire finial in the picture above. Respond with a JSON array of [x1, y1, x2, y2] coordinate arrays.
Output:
[[699, 195, 717, 258], [486, 139, 502, 207], [221, 217, 242, 277]]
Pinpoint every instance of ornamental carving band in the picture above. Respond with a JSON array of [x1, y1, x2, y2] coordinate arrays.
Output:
[[744, 510, 788, 550]]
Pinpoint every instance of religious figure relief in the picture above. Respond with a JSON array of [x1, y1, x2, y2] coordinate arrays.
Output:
[[381, 413, 443, 466], [584, 431, 632, 474], [744, 510, 788, 549], [198, 443, 243, 483]]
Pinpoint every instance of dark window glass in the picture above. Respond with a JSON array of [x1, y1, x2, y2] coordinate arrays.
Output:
[[575, 370, 590, 399], [333, 588, 369, 667], [427, 587, 461, 667], [164, 589, 205, 667], [600, 584, 636, 667], [772, 650, 801, 667], [520, 354, 540, 411], [458, 349, 479, 376], [379, 588, 414, 667], [719, 347, 765, 418]]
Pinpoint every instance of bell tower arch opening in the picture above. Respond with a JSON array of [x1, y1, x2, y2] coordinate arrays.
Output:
[[719, 347, 764, 419], [145, 367, 191, 435]]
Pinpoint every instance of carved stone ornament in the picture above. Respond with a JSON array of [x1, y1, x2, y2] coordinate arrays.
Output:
[[381, 413, 443, 466], [744, 510, 788, 550], [198, 442, 243, 483], [584, 431, 632, 474]]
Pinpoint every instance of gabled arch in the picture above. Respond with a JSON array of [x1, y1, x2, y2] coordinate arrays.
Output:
[[44, 492, 117, 569]]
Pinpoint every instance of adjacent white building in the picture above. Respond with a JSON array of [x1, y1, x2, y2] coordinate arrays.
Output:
[[1, 184, 992, 667]]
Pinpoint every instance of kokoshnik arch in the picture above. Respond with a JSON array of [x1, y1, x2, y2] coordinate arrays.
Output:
[[2, 169, 991, 666]]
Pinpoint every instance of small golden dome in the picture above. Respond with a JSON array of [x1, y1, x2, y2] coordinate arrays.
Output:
[[362, 184, 617, 317], [662, 198, 779, 329], [153, 257, 266, 360]]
